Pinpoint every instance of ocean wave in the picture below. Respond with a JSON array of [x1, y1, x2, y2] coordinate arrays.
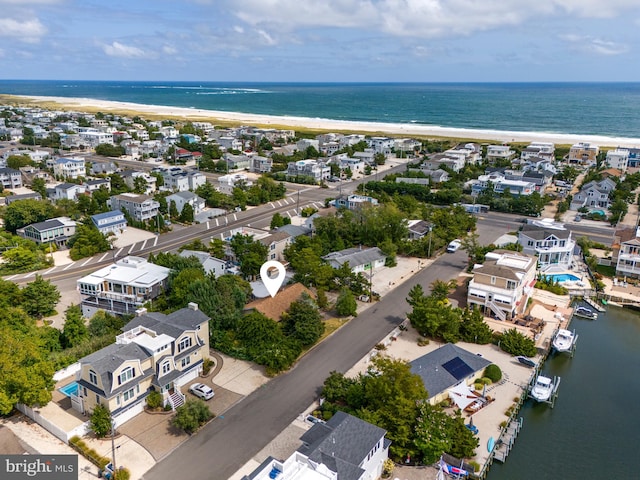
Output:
[[148, 85, 270, 94], [195, 90, 269, 95]]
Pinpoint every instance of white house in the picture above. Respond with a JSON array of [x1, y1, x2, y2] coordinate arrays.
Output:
[[108, 193, 160, 222], [518, 220, 575, 272], [322, 247, 386, 274], [218, 173, 252, 195], [166, 191, 205, 216], [487, 145, 516, 162], [179, 250, 227, 277], [53, 157, 85, 179], [91, 210, 127, 235], [606, 148, 630, 171]]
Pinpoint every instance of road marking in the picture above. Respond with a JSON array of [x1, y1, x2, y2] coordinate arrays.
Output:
[[127, 243, 136, 254], [206, 221, 210, 229], [63, 262, 76, 271], [5, 275, 18, 281], [99, 253, 109, 262], [141, 239, 148, 249], [286, 211, 292, 218], [116, 248, 124, 257], [215, 219, 219, 227], [233, 213, 237, 221], [44, 267, 58, 274], [24, 272, 37, 278], [81, 258, 93, 267], [220, 233, 224, 239], [153, 236, 158, 247]]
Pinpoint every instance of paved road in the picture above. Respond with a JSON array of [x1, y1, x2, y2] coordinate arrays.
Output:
[[144, 249, 469, 480]]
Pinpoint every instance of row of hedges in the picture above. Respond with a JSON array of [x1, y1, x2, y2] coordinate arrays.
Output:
[[69, 436, 131, 480]]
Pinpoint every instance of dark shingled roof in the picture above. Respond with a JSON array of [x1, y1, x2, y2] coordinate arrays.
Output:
[[520, 224, 571, 240], [297, 411, 387, 480], [410, 343, 491, 399], [79, 342, 150, 395], [123, 307, 209, 337]]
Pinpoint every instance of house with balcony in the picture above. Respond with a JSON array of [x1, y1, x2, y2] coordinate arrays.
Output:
[[91, 210, 127, 235], [520, 142, 555, 162], [244, 411, 389, 480], [613, 227, 640, 278], [47, 183, 85, 201], [73, 303, 209, 426], [90, 161, 118, 175], [568, 142, 599, 165], [77, 256, 170, 317], [166, 191, 205, 216], [569, 178, 616, 211], [121, 170, 157, 195], [606, 148, 630, 171], [367, 136, 394, 155], [322, 247, 386, 274], [17, 217, 77, 246], [470, 173, 536, 197], [486, 145, 516, 162], [518, 220, 575, 272], [467, 250, 537, 321], [53, 157, 86, 179], [0, 167, 23, 189], [108, 193, 160, 222], [249, 155, 273, 173], [287, 159, 330, 182]]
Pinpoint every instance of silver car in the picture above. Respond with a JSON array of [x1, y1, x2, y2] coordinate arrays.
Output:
[[189, 383, 214, 400]]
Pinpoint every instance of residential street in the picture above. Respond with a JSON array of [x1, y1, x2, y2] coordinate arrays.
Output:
[[144, 249, 469, 480]]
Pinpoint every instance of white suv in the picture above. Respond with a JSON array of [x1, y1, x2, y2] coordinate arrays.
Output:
[[446, 239, 462, 253]]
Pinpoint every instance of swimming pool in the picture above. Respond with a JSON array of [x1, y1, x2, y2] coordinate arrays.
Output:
[[544, 273, 580, 283], [58, 381, 79, 397]]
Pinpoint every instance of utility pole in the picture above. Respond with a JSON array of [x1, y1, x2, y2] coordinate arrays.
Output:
[[111, 420, 118, 475]]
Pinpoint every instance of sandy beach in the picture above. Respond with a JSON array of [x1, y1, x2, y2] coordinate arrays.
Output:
[[8, 94, 640, 147]]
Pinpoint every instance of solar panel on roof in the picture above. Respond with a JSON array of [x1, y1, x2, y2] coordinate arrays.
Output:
[[442, 357, 473, 381]]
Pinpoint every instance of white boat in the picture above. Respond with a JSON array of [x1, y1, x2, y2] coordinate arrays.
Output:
[[574, 306, 597, 320], [552, 328, 575, 353], [530, 375, 554, 402]]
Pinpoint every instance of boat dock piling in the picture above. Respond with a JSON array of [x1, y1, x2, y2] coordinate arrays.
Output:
[[493, 417, 524, 463]]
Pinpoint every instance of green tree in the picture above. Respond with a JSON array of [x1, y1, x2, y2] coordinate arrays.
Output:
[[169, 200, 179, 220], [21, 275, 61, 319], [208, 238, 226, 259], [270, 212, 286, 230], [61, 305, 88, 348], [68, 223, 111, 260], [229, 234, 268, 279], [133, 176, 148, 194], [88, 311, 126, 337], [335, 288, 357, 316], [6, 154, 33, 169], [95, 143, 125, 157], [172, 399, 213, 434], [429, 279, 457, 301], [498, 328, 537, 356], [90, 404, 112, 438], [31, 177, 47, 198], [180, 202, 194, 223], [3, 198, 57, 233], [0, 324, 55, 414], [282, 293, 324, 347]]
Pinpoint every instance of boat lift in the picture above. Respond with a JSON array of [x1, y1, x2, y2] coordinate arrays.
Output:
[[527, 375, 561, 408], [552, 328, 578, 358]]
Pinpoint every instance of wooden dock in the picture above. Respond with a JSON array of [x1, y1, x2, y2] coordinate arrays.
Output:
[[493, 417, 524, 463], [584, 296, 605, 312]]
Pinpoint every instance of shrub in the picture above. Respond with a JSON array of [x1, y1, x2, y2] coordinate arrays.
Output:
[[69, 436, 110, 469], [202, 357, 215, 376], [90, 404, 112, 438], [146, 391, 163, 410], [468, 461, 480, 473], [172, 399, 213, 434], [498, 328, 537, 357], [484, 364, 502, 382]]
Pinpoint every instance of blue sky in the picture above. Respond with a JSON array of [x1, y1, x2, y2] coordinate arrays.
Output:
[[1, 0, 639, 82]]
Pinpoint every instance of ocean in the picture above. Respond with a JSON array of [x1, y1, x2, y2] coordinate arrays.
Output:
[[1, 80, 640, 138]]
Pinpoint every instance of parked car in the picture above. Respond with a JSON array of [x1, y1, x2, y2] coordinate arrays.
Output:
[[189, 383, 214, 400], [446, 239, 462, 253]]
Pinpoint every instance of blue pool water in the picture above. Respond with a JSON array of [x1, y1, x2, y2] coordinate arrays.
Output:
[[58, 381, 79, 397], [544, 273, 580, 283]]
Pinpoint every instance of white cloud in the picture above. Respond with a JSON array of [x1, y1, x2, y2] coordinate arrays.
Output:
[[162, 45, 177, 55], [227, 0, 640, 38], [560, 33, 628, 55], [0, 18, 47, 42], [103, 41, 147, 58], [234, 25, 244, 34], [257, 29, 276, 45]]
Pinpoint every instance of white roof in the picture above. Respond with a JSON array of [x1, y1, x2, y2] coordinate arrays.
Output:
[[132, 332, 174, 352], [77, 256, 170, 287]]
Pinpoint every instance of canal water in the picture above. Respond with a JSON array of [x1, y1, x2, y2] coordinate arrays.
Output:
[[488, 305, 640, 479]]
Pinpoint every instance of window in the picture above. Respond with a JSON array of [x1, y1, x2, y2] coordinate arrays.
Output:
[[89, 370, 97, 385], [118, 366, 135, 385], [506, 280, 516, 290], [178, 337, 192, 352], [161, 361, 171, 375], [490, 276, 496, 285], [181, 356, 191, 368], [123, 387, 136, 402]]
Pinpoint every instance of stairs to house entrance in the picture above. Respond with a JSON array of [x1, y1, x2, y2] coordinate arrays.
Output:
[[486, 300, 507, 321], [168, 391, 185, 410]]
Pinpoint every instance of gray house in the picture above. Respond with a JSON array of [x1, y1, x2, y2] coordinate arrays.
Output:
[[178, 250, 227, 277], [322, 247, 386, 274], [410, 343, 491, 404]]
